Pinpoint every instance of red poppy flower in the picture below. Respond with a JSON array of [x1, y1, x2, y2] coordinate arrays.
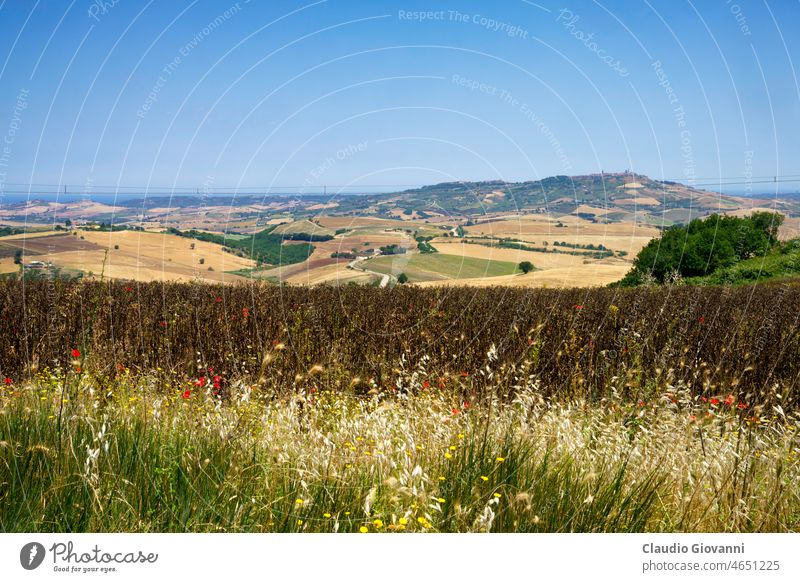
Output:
[[3, 377, 11, 386], [422, 380, 430, 390], [698, 316, 705, 324], [242, 307, 250, 318], [574, 305, 583, 310], [451, 408, 460, 415], [710, 398, 720, 406], [182, 390, 191, 399], [463, 401, 471, 409], [159, 321, 167, 328], [724, 394, 735, 406], [215, 296, 223, 303], [700, 396, 707, 403], [638, 400, 645, 407], [71, 348, 81, 358], [125, 286, 133, 293], [737, 401, 747, 410]]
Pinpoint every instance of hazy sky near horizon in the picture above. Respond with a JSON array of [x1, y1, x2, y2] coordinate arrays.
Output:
[[0, 0, 798, 195]]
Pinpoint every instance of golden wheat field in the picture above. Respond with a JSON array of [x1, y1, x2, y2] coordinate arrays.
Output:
[[0, 230, 257, 282]]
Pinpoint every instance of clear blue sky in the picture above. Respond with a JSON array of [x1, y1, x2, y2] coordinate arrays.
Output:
[[0, 0, 798, 195]]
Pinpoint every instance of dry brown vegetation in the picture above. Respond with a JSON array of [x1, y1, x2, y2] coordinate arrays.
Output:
[[3, 279, 799, 411]]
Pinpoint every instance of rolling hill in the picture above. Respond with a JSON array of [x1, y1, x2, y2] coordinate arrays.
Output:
[[3, 173, 798, 230]]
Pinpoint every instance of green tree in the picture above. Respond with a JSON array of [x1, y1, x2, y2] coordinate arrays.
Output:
[[619, 212, 783, 286], [750, 211, 784, 245], [397, 273, 409, 284], [518, 261, 534, 274]]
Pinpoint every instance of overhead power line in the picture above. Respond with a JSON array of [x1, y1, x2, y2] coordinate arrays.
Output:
[[1, 175, 799, 195]]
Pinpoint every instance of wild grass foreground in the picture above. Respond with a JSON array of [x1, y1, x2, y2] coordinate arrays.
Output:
[[1, 361, 798, 533]]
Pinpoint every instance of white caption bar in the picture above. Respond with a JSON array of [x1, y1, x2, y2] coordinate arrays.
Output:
[[1, 533, 797, 581]]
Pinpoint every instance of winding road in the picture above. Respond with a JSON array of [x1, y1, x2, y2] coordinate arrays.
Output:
[[348, 255, 394, 287]]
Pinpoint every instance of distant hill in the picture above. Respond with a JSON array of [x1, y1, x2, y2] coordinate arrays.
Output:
[[3, 172, 799, 229], [371, 173, 788, 224], [314, 172, 800, 225]]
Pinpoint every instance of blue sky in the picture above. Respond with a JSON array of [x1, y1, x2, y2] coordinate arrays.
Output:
[[0, 0, 798, 195]]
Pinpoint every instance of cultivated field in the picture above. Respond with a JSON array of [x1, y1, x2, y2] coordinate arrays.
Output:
[[4, 208, 797, 288], [464, 215, 660, 255], [0, 229, 257, 282], [414, 264, 630, 288], [431, 241, 594, 269], [252, 213, 648, 286], [364, 253, 520, 282]]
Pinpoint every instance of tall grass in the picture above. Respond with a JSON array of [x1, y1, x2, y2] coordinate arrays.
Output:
[[2, 279, 799, 409], [1, 358, 797, 533]]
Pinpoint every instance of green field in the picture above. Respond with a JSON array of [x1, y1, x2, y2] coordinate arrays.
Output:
[[365, 252, 520, 281], [272, 219, 335, 237]]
